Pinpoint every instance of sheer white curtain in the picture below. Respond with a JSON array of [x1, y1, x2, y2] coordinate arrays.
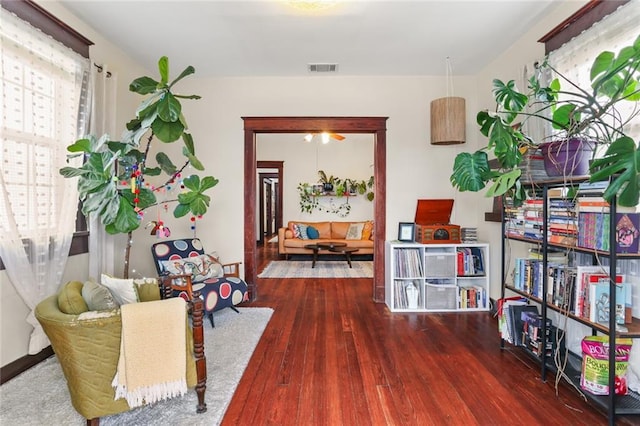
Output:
[[547, 1, 640, 145], [88, 64, 117, 279], [0, 8, 90, 353]]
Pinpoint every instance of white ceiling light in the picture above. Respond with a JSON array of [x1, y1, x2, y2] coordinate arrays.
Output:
[[321, 132, 330, 144], [287, 1, 338, 11]]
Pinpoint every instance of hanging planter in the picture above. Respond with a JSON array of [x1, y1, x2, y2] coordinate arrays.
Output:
[[540, 138, 595, 177]]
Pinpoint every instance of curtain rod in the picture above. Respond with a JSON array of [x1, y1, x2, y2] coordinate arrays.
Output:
[[93, 63, 111, 78]]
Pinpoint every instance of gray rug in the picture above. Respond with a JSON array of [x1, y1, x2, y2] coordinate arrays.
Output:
[[258, 260, 373, 278], [0, 307, 273, 425]]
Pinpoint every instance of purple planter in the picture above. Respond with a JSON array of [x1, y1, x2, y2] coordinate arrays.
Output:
[[540, 138, 595, 177]]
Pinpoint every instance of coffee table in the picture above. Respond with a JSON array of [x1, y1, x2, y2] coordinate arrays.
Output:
[[304, 242, 347, 268], [328, 246, 360, 268]]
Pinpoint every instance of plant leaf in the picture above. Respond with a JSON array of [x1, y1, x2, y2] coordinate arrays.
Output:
[[158, 56, 169, 85], [199, 176, 219, 191], [182, 175, 200, 191], [108, 197, 140, 234], [67, 139, 91, 153], [157, 92, 182, 122], [59, 166, 88, 178], [152, 117, 184, 142], [173, 203, 190, 218], [156, 152, 177, 175], [129, 76, 159, 95], [590, 136, 640, 207], [450, 151, 490, 192], [486, 168, 521, 198], [182, 146, 204, 170], [182, 132, 195, 155], [169, 65, 196, 89]]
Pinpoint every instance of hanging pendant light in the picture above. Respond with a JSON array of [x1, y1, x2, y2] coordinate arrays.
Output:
[[430, 57, 466, 145]]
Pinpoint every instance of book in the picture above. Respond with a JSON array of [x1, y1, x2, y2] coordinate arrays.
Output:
[[574, 265, 608, 318], [510, 305, 539, 347], [589, 277, 625, 325]]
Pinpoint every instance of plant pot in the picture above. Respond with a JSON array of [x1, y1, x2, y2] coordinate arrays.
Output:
[[540, 138, 595, 177], [323, 183, 334, 192]]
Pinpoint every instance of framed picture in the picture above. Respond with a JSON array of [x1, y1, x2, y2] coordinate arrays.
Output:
[[397, 222, 415, 242]]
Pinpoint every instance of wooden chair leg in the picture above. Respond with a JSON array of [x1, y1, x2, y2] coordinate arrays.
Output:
[[87, 418, 99, 426], [190, 294, 207, 414]]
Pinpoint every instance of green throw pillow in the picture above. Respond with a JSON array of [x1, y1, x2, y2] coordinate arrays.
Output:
[[135, 278, 161, 302], [58, 281, 89, 315], [82, 280, 117, 311]]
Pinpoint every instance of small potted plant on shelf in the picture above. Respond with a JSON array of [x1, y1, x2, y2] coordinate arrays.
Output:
[[318, 170, 336, 193], [450, 35, 640, 207]]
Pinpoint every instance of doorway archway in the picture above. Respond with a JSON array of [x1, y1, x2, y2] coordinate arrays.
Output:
[[243, 117, 387, 302]]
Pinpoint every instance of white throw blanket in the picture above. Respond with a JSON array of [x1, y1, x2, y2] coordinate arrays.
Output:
[[112, 297, 188, 408]]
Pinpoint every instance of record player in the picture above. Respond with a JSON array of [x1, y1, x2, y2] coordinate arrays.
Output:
[[414, 199, 461, 244]]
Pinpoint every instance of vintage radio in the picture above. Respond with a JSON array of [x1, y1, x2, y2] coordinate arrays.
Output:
[[414, 199, 461, 244]]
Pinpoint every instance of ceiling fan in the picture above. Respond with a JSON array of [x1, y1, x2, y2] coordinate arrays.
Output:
[[304, 132, 345, 144]]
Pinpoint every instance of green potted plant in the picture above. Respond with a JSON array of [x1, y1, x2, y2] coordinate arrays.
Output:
[[318, 170, 336, 193], [450, 35, 640, 207], [60, 57, 218, 277]]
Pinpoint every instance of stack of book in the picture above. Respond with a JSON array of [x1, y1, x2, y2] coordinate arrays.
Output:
[[456, 247, 485, 276], [461, 227, 477, 243], [519, 147, 549, 183], [548, 194, 577, 246]]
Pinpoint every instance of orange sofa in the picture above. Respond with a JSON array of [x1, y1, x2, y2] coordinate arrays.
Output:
[[278, 220, 374, 258]]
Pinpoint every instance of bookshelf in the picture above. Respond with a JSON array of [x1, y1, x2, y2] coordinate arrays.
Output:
[[499, 178, 640, 424], [385, 241, 490, 312]]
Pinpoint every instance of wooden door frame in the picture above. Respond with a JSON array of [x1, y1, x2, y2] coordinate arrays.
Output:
[[243, 117, 387, 302]]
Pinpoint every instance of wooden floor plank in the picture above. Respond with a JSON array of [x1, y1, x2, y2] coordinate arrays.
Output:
[[221, 243, 636, 426]]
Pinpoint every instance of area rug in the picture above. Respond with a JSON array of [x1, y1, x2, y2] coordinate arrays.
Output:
[[258, 260, 373, 278], [0, 307, 273, 426]]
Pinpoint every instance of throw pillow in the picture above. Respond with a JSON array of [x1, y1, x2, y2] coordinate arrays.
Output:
[[101, 274, 140, 306], [134, 278, 161, 302], [82, 280, 118, 311], [346, 222, 365, 240], [161, 254, 224, 283], [298, 223, 309, 240], [362, 220, 374, 240], [58, 281, 89, 315], [306, 225, 320, 239], [292, 223, 303, 239]]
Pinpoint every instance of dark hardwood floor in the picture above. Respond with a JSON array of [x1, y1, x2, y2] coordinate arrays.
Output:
[[223, 240, 635, 425]]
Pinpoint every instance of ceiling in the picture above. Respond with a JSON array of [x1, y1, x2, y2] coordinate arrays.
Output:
[[59, 0, 560, 77]]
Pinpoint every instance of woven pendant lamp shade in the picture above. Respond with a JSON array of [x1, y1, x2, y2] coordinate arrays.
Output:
[[430, 96, 466, 145]]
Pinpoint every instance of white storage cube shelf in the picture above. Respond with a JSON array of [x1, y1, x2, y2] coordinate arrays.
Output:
[[385, 241, 490, 313]]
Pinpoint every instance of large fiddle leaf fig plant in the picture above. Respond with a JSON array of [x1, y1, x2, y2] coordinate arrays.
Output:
[[60, 57, 218, 277], [450, 35, 640, 207]]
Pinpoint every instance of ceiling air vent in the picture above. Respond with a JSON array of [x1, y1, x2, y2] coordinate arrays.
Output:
[[308, 63, 338, 73]]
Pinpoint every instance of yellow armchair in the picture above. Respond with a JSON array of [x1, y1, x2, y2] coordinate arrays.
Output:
[[35, 280, 207, 426]]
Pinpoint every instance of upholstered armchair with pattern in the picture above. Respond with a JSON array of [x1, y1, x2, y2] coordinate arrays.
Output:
[[34, 280, 207, 426], [151, 238, 249, 327]]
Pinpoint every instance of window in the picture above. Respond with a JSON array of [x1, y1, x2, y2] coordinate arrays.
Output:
[[545, 1, 639, 144], [1, 2, 92, 269]]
